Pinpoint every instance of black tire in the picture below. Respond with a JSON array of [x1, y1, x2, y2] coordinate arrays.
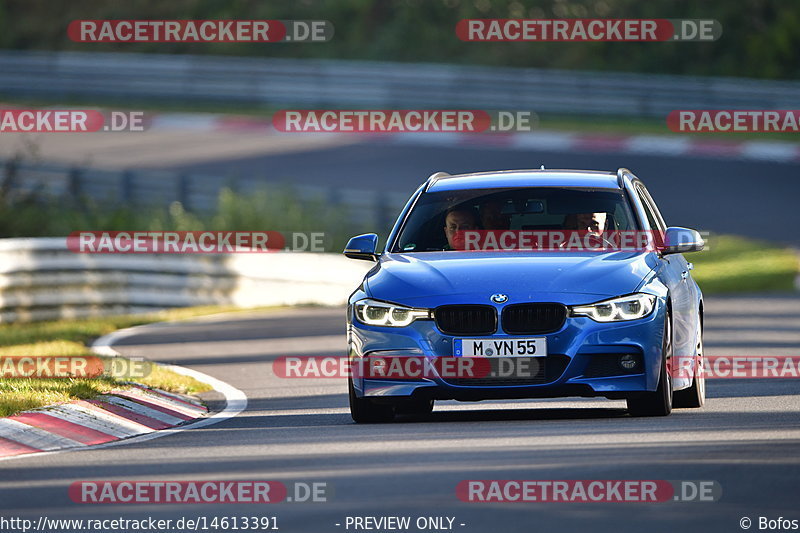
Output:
[[627, 310, 673, 417], [348, 377, 395, 423], [395, 398, 434, 417], [673, 324, 705, 408]]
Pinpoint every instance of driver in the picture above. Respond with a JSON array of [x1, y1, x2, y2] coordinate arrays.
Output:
[[563, 212, 608, 234], [443, 207, 480, 250], [561, 212, 610, 250]]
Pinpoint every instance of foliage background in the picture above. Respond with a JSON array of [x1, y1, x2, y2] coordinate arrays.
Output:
[[0, 0, 797, 79]]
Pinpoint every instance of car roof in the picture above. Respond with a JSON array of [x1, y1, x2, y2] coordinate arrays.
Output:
[[426, 169, 622, 192]]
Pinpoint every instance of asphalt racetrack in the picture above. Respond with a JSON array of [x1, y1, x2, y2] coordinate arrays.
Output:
[[1, 294, 799, 533]]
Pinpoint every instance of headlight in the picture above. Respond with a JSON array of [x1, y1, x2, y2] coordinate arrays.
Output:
[[354, 299, 431, 327], [569, 293, 656, 322]]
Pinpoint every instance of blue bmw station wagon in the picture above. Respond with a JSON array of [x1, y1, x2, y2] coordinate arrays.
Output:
[[344, 168, 705, 422]]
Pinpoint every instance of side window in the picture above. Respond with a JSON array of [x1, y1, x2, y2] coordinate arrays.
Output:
[[639, 184, 667, 230], [635, 184, 665, 231]]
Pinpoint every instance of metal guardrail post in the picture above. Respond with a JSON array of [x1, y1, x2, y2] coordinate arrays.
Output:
[[121, 170, 134, 205], [225, 176, 240, 194], [327, 187, 341, 207], [375, 192, 389, 234], [67, 167, 82, 203], [1, 159, 17, 198]]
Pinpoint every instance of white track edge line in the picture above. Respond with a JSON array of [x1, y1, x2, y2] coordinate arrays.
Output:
[[89, 322, 164, 356]]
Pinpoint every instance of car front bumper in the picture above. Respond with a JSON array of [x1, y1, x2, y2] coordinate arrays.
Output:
[[348, 299, 666, 402]]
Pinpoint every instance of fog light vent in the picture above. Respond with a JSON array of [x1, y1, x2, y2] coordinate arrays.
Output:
[[619, 354, 640, 370]]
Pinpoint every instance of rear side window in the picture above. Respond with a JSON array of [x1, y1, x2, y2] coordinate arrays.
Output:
[[635, 184, 666, 231]]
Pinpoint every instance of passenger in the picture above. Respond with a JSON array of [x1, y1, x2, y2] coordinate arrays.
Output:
[[479, 200, 511, 230]]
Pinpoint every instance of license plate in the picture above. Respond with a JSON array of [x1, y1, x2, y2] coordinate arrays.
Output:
[[454, 338, 547, 357]]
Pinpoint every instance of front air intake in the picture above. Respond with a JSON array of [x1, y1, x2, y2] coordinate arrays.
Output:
[[434, 305, 497, 336], [501, 303, 567, 334]]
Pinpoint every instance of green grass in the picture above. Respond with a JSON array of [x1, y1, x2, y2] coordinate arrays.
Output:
[[0, 305, 283, 417], [690, 235, 799, 294], [0, 377, 121, 418], [0, 370, 212, 418]]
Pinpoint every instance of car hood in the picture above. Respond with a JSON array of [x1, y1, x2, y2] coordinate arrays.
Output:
[[365, 251, 659, 307]]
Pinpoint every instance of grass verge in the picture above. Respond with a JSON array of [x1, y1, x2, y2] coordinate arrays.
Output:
[[0, 305, 279, 417], [0, 376, 121, 419], [691, 235, 799, 294]]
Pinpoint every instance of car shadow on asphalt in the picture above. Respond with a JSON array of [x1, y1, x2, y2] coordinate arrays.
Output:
[[397, 407, 629, 423]]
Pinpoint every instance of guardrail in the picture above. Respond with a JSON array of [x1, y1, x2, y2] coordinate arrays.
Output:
[[0, 238, 372, 323], [1, 51, 799, 117]]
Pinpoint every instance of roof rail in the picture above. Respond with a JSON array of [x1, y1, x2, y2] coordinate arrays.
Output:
[[616, 168, 630, 189], [424, 171, 450, 191]]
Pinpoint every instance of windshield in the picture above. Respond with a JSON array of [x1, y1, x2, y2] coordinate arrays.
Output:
[[392, 187, 638, 252]]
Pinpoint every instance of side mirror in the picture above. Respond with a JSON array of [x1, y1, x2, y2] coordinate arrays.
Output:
[[662, 227, 705, 255], [343, 233, 379, 261]]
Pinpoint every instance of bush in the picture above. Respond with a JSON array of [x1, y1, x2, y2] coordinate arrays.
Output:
[[0, 166, 363, 252]]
